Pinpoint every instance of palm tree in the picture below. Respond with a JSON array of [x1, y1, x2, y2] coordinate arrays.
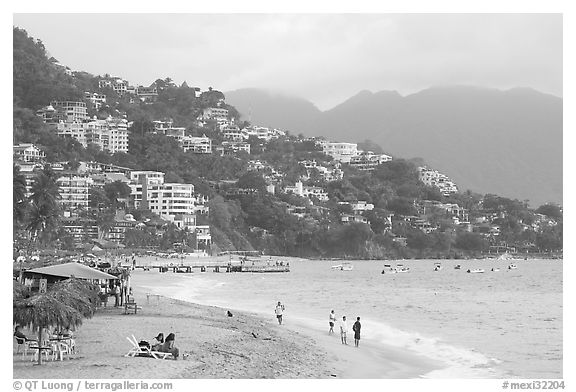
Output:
[[29, 168, 61, 209], [26, 202, 61, 247], [26, 166, 62, 253], [13, 164, 28, 225]]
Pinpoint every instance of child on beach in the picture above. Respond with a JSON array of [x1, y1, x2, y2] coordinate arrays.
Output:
[[329, 310, 336, 334], [339, 316, 348, 345], [275, 301, 285, 325]]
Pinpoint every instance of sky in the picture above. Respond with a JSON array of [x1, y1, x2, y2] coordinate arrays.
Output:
[[12, 13, 562, 110]]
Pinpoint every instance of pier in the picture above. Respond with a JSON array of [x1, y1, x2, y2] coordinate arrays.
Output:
[[135, 261, 290, 273]]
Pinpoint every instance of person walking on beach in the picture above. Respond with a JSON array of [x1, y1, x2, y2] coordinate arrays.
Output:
[[352, 317, 361, 347], [329, 310, 336, 334], [339, 316, 348, 345], [275, 301, 285, 325]]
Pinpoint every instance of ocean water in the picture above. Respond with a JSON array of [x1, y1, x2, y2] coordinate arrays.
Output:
[[133, 258, 562, 379]]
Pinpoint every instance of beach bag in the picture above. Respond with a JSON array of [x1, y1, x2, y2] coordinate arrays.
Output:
[[138, 340, 150, 349]]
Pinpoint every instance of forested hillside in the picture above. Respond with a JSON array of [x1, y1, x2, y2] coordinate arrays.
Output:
[[13, 27, 562, 259]]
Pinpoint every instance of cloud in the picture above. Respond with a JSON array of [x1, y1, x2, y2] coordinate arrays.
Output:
[[13, 13, 562, 109]]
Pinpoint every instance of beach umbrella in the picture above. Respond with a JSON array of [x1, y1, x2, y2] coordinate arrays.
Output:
[[49, 278, 100, 318], [13, 280, 30, 301], [26, 262, 118, 281], [13, 291, 84, 365]]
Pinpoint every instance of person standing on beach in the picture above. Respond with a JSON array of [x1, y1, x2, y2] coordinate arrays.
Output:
[[352, 317, 361, 347], [275, 301, 285, 325], [339, 316, 348, 345], [329, 310, 336, 334]]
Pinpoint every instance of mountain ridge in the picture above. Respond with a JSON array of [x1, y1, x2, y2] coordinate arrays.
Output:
[[225, 86, 562, 206]]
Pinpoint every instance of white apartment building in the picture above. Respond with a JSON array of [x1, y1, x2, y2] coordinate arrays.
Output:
[[128, 171, 166, 209], [50, 101, 89, 123], [13, 144, 45, 163], [152, 120, 185, 141], [85, 117, 129, 153], [338, 200, 374, 214], [202, 107, 228, 121], [244, 126, 285, 141], [218, 141, 251, 155], [284, 181, 329, 202], [418, 167, 458, 196], [321, 142, 359, 163], [136, 86, 158, 102], [147, 183, 197, 230], [99, 78, 129, 95], [298, 160, 343, 182], [84, 92, 107, 110], [222, 125, 247, 142], [56, 121, 88, 146], [349, 151, 392, 171], [56, 173, 94, 217], [182, 136, 212, 154]]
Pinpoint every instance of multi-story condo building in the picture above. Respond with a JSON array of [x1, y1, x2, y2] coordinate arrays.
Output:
[[418, 167, 458, 196], [217, 141, 251, 155], [61, 216, 99, 243], [349, 151, 392, 171], [202, 107, 229, 121], [147, 183, 197, 230], [128, 171, 166, 209], [13, 144, 45, 163], [194, 226, 212, 249], [56, 173, 94, 217], [55, 121, 87, 145], [136, 86, 158, 102], [51, 101, 89, 123], [85, 117, 129, 153], [321, 142, 359, 163], [222, 125, 247, 142], [182, 136, 212, 154], [77, 161, 132, 176], [84, 92, 107, 110], [55, 116, 129, 154], [244, 126, 285, 141], [284, 181, 329, 202], [298, 160, 343, 182], [152, 120, 186, 141], [99, 77, 129, 96]]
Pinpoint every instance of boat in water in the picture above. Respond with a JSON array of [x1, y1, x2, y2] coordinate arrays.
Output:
[[491, 267, 500, 272], [467, 268, 485, 273], [508, 264, 518, 270], [382, 263, 410, 274], [332, 262, 354, 271], [434, 263, 442, 271], [454, 264, 461, 270], [381, 264, 396, 274]]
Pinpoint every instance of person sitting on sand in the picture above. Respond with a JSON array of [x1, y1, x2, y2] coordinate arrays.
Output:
[[159, 333, 179, 360], [151, 333, 164, 351], [339, 316, 348, 345]]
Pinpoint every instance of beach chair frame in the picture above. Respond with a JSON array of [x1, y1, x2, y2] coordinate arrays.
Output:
[[124, 335, 172, 360]]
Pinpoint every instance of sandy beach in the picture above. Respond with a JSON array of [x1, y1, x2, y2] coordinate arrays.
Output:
[[13, 255, 441, 379]]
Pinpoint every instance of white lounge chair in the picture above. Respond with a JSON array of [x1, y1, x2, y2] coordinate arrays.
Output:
[[124, 335, 172, 360]]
